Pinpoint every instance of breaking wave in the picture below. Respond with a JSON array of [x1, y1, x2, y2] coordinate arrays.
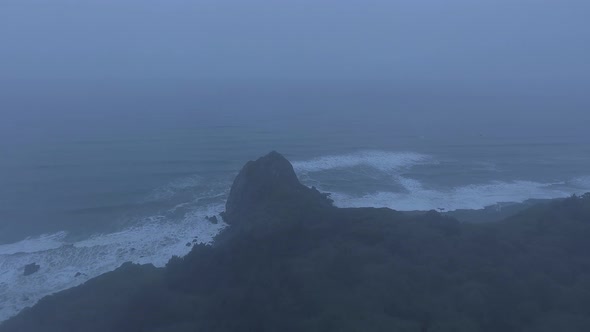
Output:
[[0, 203, 227, 323]]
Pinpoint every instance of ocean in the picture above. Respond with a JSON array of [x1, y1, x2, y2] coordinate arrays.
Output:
[[1, 80, 589, 321]]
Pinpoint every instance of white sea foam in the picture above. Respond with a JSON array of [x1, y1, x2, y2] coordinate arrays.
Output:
[[0, 204, 227, 323], [292, 151, 432, 173], [295, 151, 590, 211], [330, 178, 579, 211]]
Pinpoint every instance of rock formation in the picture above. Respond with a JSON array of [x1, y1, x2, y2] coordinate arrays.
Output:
[[23, 263, 40, 276], [224, 151, 333, 227]]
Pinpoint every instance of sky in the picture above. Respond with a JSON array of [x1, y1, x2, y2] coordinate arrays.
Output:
[[1, 0, 589, 143], [1, 0, 589, 83]]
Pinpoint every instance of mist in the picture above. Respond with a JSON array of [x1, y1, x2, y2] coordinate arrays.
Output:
[[3, 1, 590, 329], [1, 0, 589, 144], [1, 0, 589, 81]]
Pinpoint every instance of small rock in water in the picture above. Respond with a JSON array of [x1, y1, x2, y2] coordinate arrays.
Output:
[[75, 272, 82, 277], [23, 263, 40, 276], [192, 239, 198, 243], [206, 215, 219, 224], [186, 242, 192, 247]]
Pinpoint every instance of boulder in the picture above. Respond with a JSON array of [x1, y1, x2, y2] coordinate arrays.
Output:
[[23, 263, 40, 276], [224, 151, 333, 226], [205, 215, 219, 224]]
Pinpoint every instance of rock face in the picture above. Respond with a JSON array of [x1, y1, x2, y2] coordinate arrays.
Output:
[[23, 263, 40, 276], [224, 151, 332, 225]]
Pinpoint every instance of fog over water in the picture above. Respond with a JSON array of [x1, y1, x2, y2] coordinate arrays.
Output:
[[1, 0, 589, 323]]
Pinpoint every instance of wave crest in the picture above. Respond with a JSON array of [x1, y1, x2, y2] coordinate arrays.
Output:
[[293, 151, 432, 173]]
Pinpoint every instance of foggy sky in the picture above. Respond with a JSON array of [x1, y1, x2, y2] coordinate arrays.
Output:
[[1, 0, 589, 82]]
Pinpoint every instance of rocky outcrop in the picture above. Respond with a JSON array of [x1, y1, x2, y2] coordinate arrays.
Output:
[[224, 151, 333, 226], [23, 263, 40, 276]]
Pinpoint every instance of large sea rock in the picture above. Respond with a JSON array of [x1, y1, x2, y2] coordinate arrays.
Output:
[[224, 151, 333, 228]]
